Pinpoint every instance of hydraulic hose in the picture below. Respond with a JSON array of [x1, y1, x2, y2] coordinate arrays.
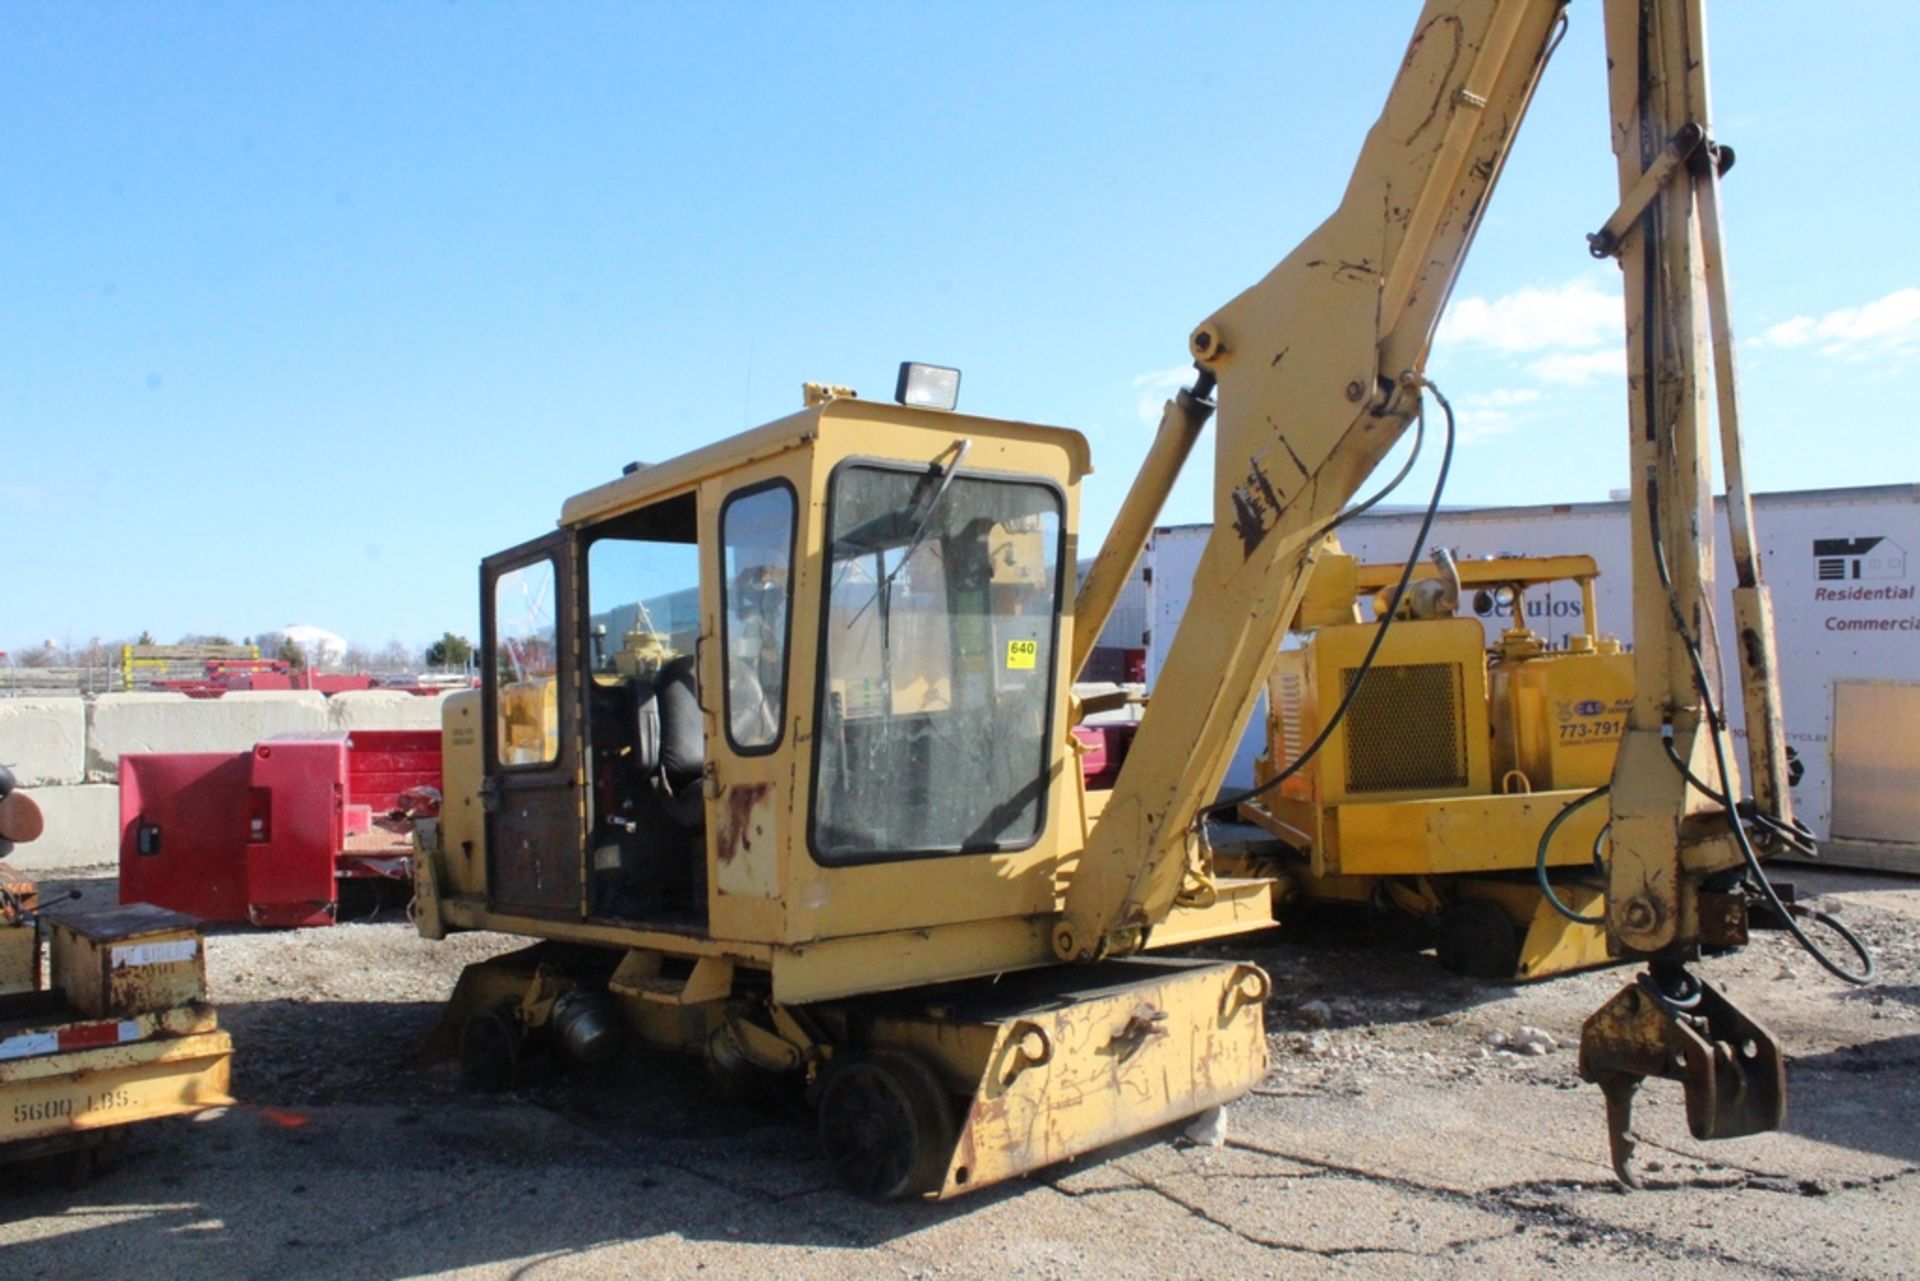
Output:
[[1644, 477, 1874, 984], [1536, 785, 1610, 925], [1200, 378, 1457, 825]]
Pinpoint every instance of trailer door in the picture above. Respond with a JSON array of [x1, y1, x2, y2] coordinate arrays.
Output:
[[1830, 679, 1920, 849]]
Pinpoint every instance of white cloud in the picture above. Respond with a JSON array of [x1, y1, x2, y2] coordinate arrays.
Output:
[[1437, 277, 1622, 353], [1529, 349, 1627, 387], [1454, 408, 1519, 445], [1131, 365, 1193, 427], [1451, 388, 1541, 445], [1459, 387, 1542, 410], [1756, 316, 1814, 348], [1753, 287, 1920, 363]]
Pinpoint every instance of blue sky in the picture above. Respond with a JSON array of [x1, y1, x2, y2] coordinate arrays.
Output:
[[4, 2, 1916, 656]]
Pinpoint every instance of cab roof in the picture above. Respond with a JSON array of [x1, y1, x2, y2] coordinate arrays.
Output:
[[558, 396, 1092, 529]]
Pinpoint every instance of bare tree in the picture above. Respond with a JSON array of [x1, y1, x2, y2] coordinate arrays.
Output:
[[15, 642, 55, 669], [377, 640, 415, 672]]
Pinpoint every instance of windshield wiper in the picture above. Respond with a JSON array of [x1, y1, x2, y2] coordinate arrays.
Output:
[[846, 438, 971, 630], [882, 438, 971, 593]]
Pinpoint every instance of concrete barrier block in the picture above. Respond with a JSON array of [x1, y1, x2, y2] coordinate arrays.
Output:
[[0, 697, 87, 786], [5, 784, 119, 869], [327, 690, 451, 732], [87, 691, 329, 781]]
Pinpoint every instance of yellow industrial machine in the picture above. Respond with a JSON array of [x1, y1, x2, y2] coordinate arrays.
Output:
[[0, 773, 234, 1185], [417, 0, 1867, 1195], [416, 397, 1276, 1200], [1239, 548, 1633, 979]]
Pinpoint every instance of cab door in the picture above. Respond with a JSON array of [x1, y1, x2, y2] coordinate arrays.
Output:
[[704, 476, 801, 933], [480, 531, 586, 919]]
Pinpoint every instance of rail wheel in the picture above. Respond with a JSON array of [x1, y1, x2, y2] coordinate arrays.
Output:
[[1364, 885, 1430, 952], [458, 1004, 526, 1093], [1435, 898, 1520, 980], [816, 1050, 954, 1201]]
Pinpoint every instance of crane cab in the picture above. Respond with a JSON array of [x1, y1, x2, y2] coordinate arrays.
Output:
[[422, 390, 1094, 1001], [416, 389, 1271, 1200]]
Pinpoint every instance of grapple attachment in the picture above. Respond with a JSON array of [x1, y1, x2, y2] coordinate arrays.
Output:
[[1578, 967, 1784, 1188]]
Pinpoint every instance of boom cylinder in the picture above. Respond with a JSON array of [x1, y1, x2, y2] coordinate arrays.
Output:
[[1070, 385, 1213, 681]]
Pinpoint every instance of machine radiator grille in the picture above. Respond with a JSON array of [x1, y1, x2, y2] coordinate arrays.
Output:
[[1339, 661, 1466, 792]]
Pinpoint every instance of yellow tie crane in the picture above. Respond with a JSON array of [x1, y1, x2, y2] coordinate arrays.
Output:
[[415, 0, 1869, 1198]]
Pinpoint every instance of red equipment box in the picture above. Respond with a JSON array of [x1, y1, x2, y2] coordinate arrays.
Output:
[[119, 730, 440, 928], [1071, 723, 1137, 790]]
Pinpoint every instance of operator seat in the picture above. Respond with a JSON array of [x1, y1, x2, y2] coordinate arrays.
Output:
[[654, 654, 705, 829]]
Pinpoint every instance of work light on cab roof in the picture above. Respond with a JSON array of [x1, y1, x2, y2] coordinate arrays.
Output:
[[894, 361, 961, 411]]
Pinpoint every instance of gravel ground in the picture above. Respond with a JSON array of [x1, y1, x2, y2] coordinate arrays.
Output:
[[1, 863, 1915, 1280]]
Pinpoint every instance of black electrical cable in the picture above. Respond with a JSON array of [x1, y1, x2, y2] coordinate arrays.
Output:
[[1659, 727, 1727, 801], [1796, 907, 1872, 971], [1644, 477, 1874, 984], [1614, 190, 1848, 967], [1660, 730, 1818, 857], [1536, 785, 1610, 925], [1311, 403, 1428, 542], [1199, 379, 1458, 825], [1692, 679, 1874, 983]]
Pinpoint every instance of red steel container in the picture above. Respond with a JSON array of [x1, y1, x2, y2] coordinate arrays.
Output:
[[119, 730, 440, 927]]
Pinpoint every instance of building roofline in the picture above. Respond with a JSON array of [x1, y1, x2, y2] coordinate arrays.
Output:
[[1145, 482, 1919, 537]]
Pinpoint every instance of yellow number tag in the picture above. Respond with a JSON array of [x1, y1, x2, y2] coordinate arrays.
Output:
[[1005, 640, 1038, 670]]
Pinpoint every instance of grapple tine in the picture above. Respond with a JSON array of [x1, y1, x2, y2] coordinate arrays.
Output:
[[1596, 1073, 1645, 1189]]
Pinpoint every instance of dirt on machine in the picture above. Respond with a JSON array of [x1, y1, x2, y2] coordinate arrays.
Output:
[[411, 0, 1869, 1201]]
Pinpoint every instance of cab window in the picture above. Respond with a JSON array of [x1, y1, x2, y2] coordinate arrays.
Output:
[[811, 462, 1063, 862], [721, 483, 796, 752], [493, 559, 560, 767]]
